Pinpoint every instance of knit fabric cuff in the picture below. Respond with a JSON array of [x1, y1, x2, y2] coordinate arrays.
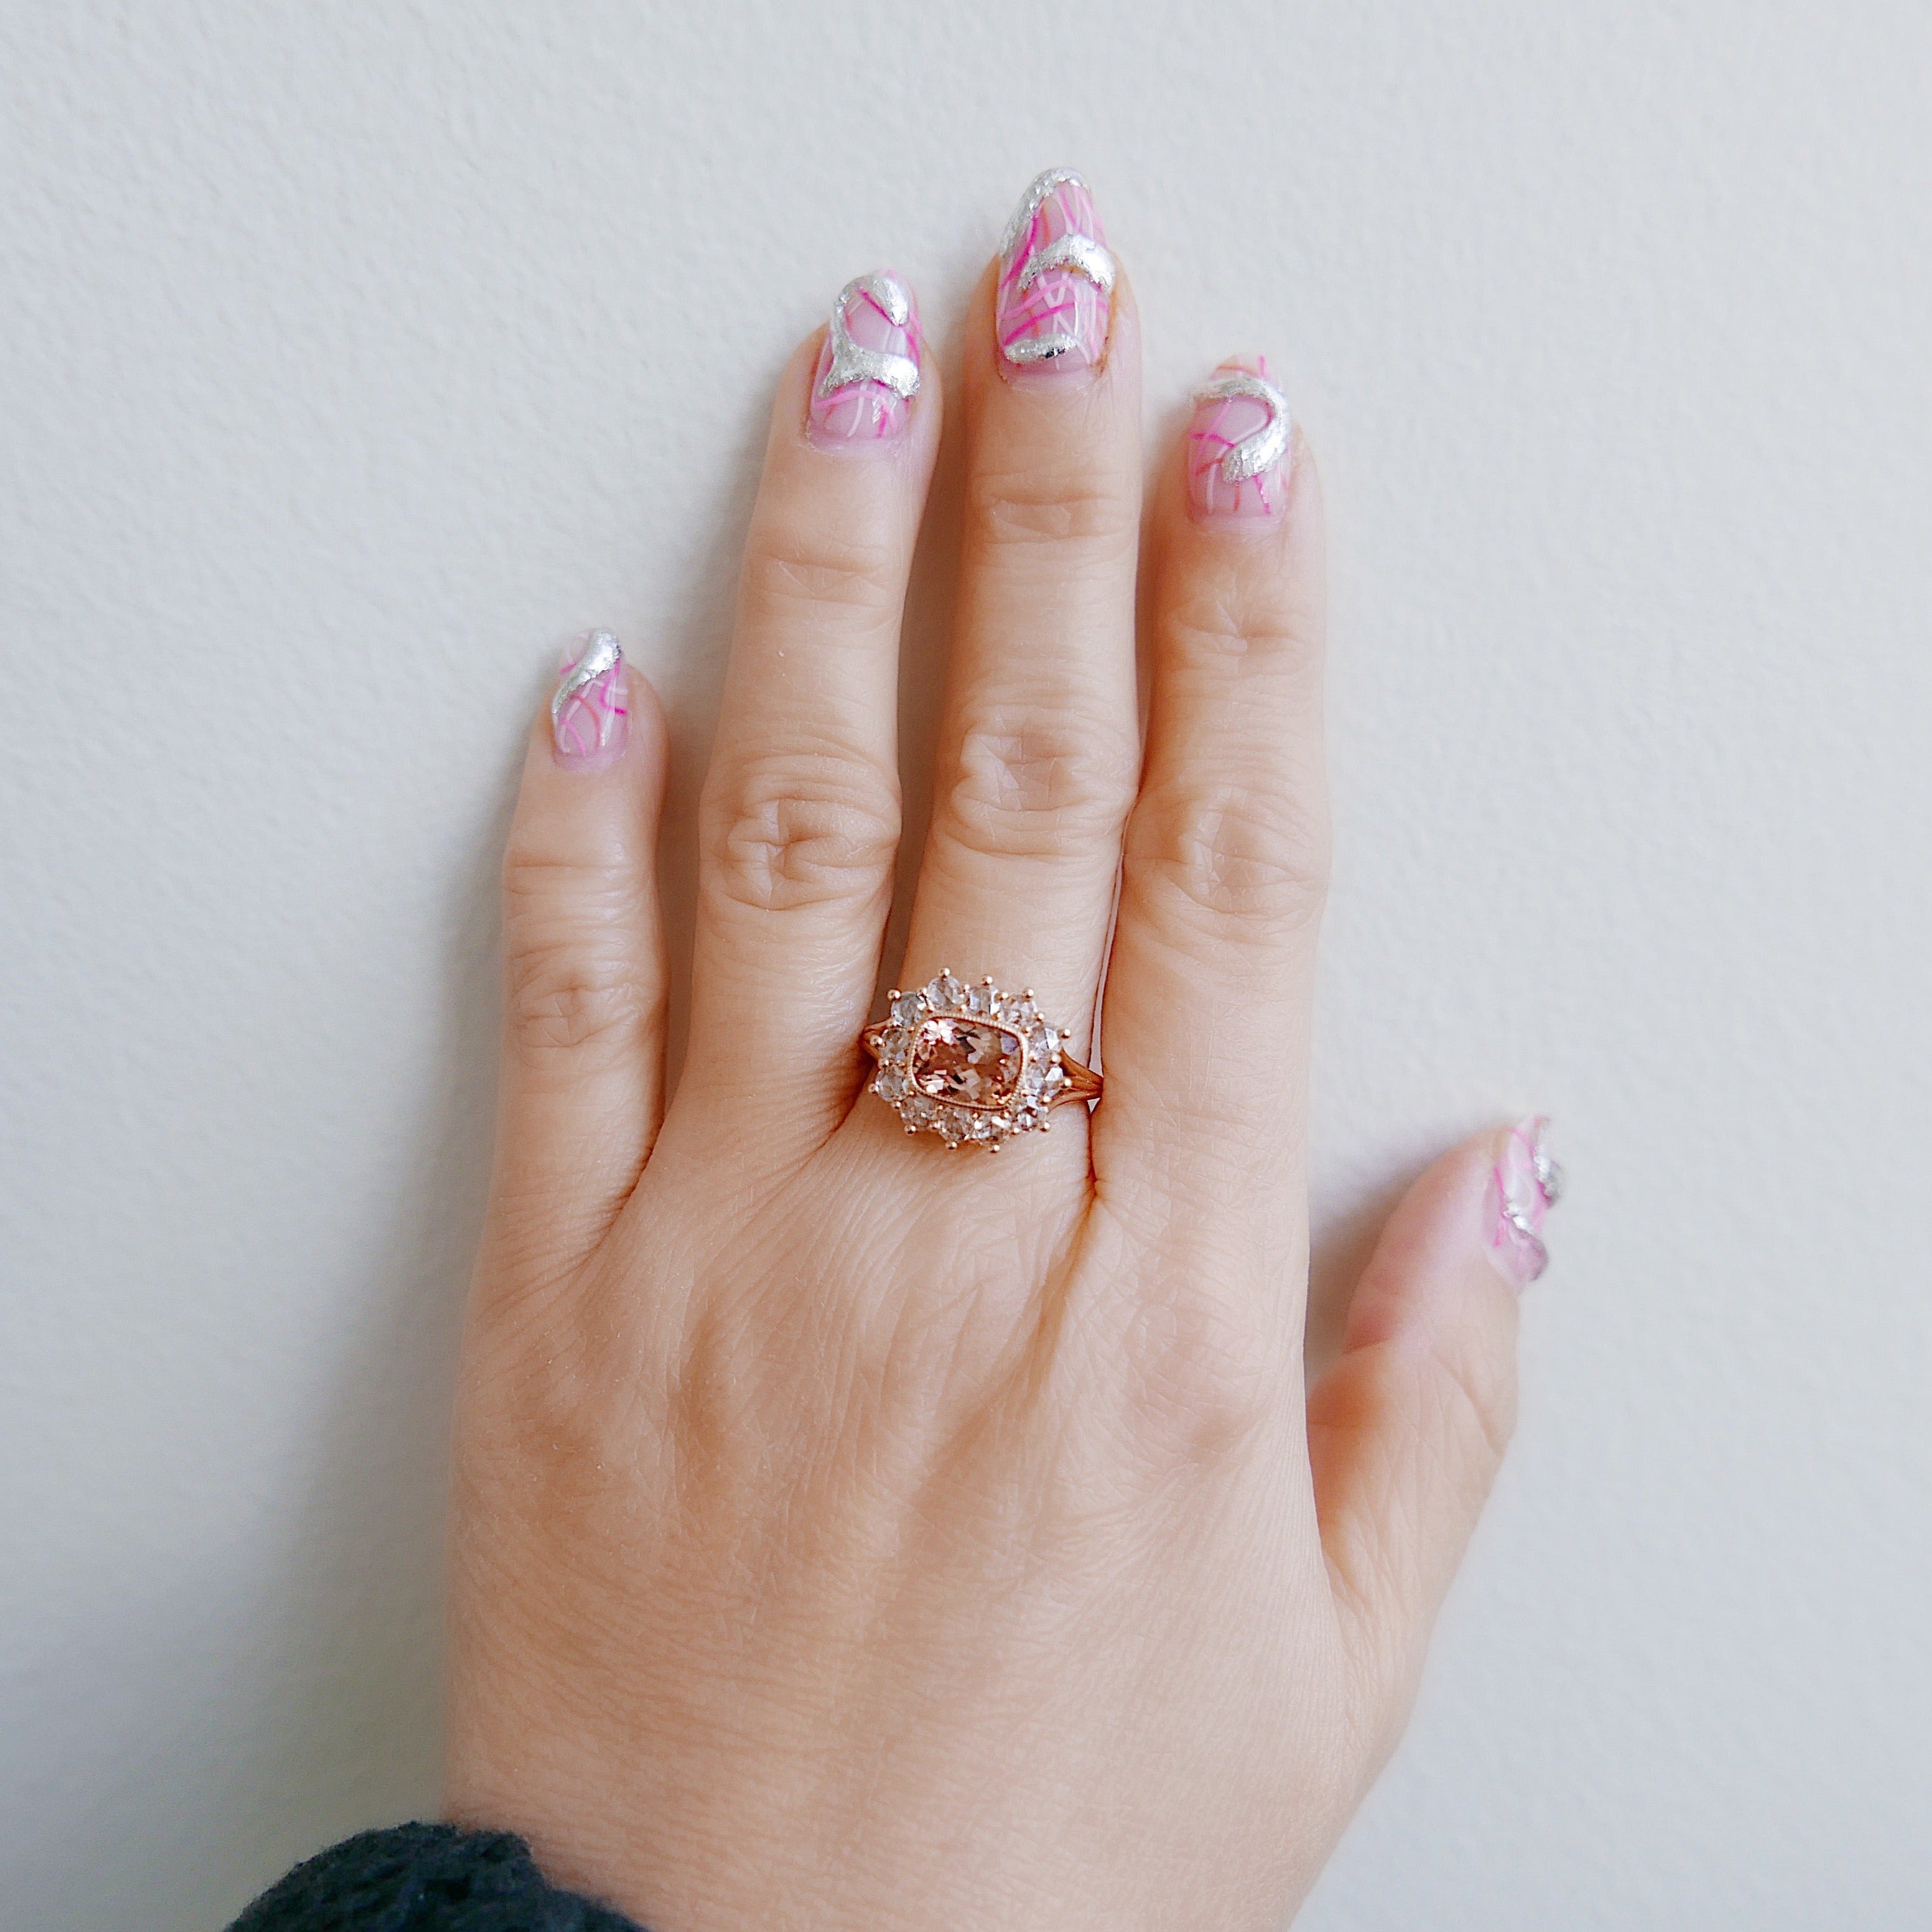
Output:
[[225, 1822, 649, 1931]]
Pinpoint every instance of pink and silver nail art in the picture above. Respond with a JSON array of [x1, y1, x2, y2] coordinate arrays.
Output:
[[996, 167, 1115, 372], [1484, 1115, 1565, 1289], [808, 271, 922, 444], [551, 629, 629, 771], [1187, 358, 1293, 521]]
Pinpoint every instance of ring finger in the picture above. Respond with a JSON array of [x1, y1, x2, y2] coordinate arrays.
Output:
[[898, 170, 1142, 1076]]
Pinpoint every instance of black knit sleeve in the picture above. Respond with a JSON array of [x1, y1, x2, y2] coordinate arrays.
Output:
[[225, 1823, 649, 1931]]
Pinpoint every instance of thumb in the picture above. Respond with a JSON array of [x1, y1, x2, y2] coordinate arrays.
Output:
[[1307, 1118, 1562, 1713]]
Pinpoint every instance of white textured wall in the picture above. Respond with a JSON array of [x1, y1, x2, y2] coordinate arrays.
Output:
[[3, 3, 1926, 1925]]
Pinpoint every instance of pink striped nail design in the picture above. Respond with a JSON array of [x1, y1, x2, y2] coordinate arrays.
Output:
[[1483, 1116, 1564, 1290], [1187, 358, 1293, 522], [551, 630, 629, 772], [808, 271, 922, 444], [996, 167, 1115, 373]]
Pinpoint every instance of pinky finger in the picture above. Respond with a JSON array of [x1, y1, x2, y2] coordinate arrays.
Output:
[[1306, 1119, 1561, 1714], [487, 635, 670, 1285]]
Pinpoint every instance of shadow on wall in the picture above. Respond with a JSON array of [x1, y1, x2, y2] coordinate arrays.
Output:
[[1, 788, 509, 1931], [139, 365, 764, 1928], [0, 335, 771, 1932]]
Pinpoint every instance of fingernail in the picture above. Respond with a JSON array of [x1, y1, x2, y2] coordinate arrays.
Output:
[[1483, 1115, 1564, 1290], [1187, 358, 1293, 523], [996, 167, 1115, 376], [808, 271, 922, 446], [550, 630, 629, 772]]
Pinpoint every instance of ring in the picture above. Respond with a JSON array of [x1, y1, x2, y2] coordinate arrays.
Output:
[[863, 970, 1101, 1150]]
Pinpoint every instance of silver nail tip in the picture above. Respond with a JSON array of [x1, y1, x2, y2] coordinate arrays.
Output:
[[1194, 369, 1292, 483], [1518, 1115, 1562, 1208], [821, 272, 920, 400], [552, 628, 621, 728], [1000, 167, 1092, 260], [1533, 1142, 1564, 1208]]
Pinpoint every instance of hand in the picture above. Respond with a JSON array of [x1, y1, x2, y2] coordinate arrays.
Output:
[[444, 174, 1558, 1931]]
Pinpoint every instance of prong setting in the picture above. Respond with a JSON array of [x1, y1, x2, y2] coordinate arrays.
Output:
[[864, 971, 1083, 1149]]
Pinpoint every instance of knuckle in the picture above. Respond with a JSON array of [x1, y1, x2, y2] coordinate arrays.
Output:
[[459, 1302, 625, 1504], [506, 947, 649, 1066], [1164, 584, 1323, 672], [969, 465, 1137, 551], [940, 712, 1136, 863], [504, 933, 651, 1062], [1425, 1329, 1518, 1475], [1121, 1285, 1286, 1469], [704, 752, 899, 915], [1127, 779, 1331, 935], [501, 855, 654, 1061], [741, 524, 899, 619]]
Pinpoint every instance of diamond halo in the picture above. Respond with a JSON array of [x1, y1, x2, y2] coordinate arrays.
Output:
[[864, 971, 1083, 1150]]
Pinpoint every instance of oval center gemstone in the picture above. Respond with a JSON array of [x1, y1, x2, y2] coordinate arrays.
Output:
[[909, 1017, 1024, 1108]]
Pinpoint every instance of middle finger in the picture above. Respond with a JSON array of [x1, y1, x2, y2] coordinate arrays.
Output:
[[900, 170, 1143, 1064]]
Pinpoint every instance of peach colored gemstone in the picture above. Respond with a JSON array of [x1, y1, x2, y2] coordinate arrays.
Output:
[[910, 1018, 1024, 1108]]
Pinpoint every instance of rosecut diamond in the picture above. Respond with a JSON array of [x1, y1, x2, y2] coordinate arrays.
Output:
[[892, 991, 923, 1026], [909, 1016, 1024, 1109]]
